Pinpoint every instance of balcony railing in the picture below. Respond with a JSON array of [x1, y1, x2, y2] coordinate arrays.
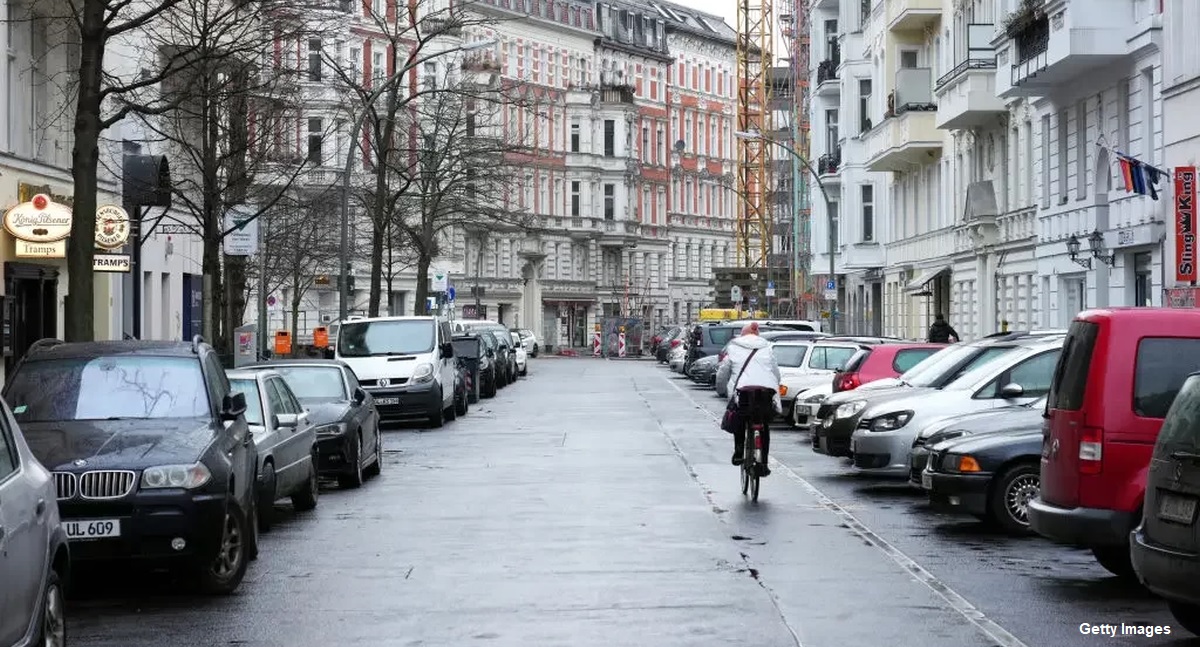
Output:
[[1011, 15, 1050, 67], [935, 57, 997, 91], [818, 148, 841, 175], [598, 84, 636, 104], [885, 68, 936, 117], [817, 59, 839, 84]]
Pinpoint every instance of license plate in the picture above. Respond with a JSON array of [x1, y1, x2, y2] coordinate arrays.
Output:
[[375, 397, 399, 406], [921, 471, 933, 490], [1158, 494, 1198, 524], [65, 519, 121, 540]]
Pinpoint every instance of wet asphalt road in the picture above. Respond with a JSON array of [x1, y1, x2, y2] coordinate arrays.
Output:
[[69, 358, 1198, 647]]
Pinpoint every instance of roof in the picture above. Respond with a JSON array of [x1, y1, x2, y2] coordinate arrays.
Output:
[[24, 339, 200, 361], [647, 0, 736, 41]]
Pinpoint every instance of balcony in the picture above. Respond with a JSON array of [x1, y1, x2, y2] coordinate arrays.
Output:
[[864, 70, 942, 172], [815, 59, 840, 96], [935, 59, 1006, 130], [994, 0, 1136, 98], [598, 219, 638, 247], [817, 148, 841, 182], [842, 241, 886, 269], [887, 0, 941, 33], [598, 84, 636, 104]]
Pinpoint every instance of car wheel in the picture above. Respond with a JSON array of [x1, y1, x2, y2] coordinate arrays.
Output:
[[291, 455, 319, 511], [446, 394, 458, 421], [1168, 601, 1200, 635], [257, 462, 276, 533], [988, 463, 1039, 534], [364, 432, 382, 478], [1091, 545, 1136, 579], [35, 569, 66, 647], [427, 391, 446, 428], [197, 501, 250, 595], [455, 389, 468, 416], [338, 433, 366, 489], [485, 375, 497, 398]]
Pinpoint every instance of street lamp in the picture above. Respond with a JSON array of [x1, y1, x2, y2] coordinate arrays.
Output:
[[733, 128, 839, 333], [338, 38, 498, 321], [1066, 234, 1092, 269], [1088, 230, 1115, 266]]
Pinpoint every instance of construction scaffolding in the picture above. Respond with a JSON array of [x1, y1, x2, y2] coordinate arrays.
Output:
[[735, 0, 773, 270]]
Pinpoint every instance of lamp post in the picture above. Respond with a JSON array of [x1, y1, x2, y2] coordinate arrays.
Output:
[[734, 129, 838, 333], [337, 38, 498, 322]]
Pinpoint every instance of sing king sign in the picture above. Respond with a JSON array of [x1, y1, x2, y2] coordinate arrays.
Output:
[[1176, 167, 1197, 283], [4, 193, 71, 258]]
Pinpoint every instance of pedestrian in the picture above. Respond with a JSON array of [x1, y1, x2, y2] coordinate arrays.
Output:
[[927, 313, 959, 343], [721, 322, 782, 476]]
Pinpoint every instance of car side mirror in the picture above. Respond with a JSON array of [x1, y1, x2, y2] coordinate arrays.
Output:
[[221, 392, 247, 421], [999, 383, 1025, 399], [354, 387, 367, 404], [274, 413, 299, 428], [441, 342, 455, 358]]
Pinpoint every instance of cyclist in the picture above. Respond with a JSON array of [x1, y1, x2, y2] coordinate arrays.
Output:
[[723, 322, 782, 476]]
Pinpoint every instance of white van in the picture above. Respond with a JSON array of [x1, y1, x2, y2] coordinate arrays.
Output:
[[334, 316, 458, 427], [727, 318, 823, 333]]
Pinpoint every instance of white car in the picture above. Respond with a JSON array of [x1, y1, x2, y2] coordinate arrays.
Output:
[[510, 332, 529, 376], [793, 383, 833, 428], [512, 329, 539, 357], [776, 341, 862, 419], [668, 344, 686, 372]]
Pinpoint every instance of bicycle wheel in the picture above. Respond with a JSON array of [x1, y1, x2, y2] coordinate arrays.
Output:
[[749, 425, 761, 502]]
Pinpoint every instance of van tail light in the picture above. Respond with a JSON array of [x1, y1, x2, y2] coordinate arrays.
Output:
[[834, 372, 861, 393], [1079, 426, 1103, 475], [670, 339, 681, 348]]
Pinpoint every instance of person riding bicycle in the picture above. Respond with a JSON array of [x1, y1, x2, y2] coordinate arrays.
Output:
[[724, 322, 782, 476]]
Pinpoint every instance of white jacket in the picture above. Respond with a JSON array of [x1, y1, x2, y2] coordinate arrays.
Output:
[[725, 334, 783, 413]]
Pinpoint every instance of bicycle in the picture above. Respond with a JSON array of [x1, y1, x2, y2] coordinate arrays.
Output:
[[740, 419, 764, 501]]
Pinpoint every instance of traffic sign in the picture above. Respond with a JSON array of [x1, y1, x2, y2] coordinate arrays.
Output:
[[731, 285, 743, 303], [765, 287, 776, 297], [825, 279, 836, 291], [824, 290, 837, 301], [432, 270, 448, 292], [447, 286, 456, 301], [750, 296, 758, 305], [266, 295, 276, 307], [767, 280, 775, 289]]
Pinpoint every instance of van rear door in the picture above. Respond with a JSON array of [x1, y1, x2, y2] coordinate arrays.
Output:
[[1041, 320, 1100, 509]]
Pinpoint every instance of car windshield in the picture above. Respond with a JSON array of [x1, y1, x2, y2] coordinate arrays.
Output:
[[905, 344, 1015, 388], [229, 378, 265, 425], [774, 345, 808, 367], [7, 356, 210, 422], [511, 332, 522, 344], [708, 327, 737, 346], [944, 348, 1033, 390], [338, 320, 435, 356], [453, 339, 480, 359], [272, 366, 347, 400]]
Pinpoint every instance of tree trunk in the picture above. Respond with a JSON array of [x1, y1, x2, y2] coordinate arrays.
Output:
[[368, 216, 384, 316], [413, 254, 431, 315], [290, 285, 302, 358], [225, 256, 248, 347], [65, 0, 108, 342], [221, 66, 251, 354]]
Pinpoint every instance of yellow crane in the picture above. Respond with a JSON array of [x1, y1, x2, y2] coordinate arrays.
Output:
[[735, 0, 774, 270]]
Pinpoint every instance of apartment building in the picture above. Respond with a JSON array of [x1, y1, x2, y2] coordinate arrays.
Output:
[[1162, 0, 1200, 307], [0, 0, 204, 380]]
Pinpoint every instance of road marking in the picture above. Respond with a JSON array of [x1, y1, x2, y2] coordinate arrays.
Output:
[[659, 373, 1030, 647]]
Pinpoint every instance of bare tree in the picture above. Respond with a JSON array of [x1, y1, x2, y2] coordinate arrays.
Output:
[[261, 191, 341, 336]]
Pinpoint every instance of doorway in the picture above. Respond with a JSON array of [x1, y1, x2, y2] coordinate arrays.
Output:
[[4, 263, 59, 375], [871, 282, 883, 335]]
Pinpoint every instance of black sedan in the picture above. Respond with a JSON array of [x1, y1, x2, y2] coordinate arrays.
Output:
[[907, 397, 1046, 486], [688, 355, 720, 385], [922, 426, 1043, 534], [453, 334, 490, 403], [245, 360, 382, 489]]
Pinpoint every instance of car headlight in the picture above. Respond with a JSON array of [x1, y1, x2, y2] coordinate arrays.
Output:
[[835, 400, 866, 419], [314, 423, 345, 437], [926, 430, 965, 446], [141, 463, 212, 490], [804, 393, 827, 404], [411, 362, 434, 383], [869, 410, 914, 432], [944, 453, 982, 473]]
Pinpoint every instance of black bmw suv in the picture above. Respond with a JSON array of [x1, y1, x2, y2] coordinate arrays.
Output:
[[3, 337, 259, 595]]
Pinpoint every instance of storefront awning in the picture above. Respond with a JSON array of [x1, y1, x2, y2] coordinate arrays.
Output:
[[905, 266, 950, 294]]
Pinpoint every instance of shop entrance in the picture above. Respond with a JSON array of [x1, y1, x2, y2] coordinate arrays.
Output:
[[4, 263, 59, 375]]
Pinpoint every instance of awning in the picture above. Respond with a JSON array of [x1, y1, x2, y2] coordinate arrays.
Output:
[[905, 266, 950, 293]]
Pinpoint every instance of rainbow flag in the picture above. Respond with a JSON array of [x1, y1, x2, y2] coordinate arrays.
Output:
[[1117, 154, 1162, 200]]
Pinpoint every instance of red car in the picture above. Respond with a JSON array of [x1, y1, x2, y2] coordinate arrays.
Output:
[[831, 342, 945, 393]]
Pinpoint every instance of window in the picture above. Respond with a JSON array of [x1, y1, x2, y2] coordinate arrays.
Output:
[[308, 117, 323, 164], [1134, 338, 1200, 418], [641, 126, 649, 161], [860, 0, 870, 26], [1057, 110, 1068, 202], [7, 357, 211, 421], [1134, 252, 1153, 306], [1156, 375, 1200, 446], [1142, 68, 1155, 160], [571, 181, 581, 215], [424, 61, 437, 90], [273, 366, 349, 400], [350, 47, 361, 83], [892, 348, 939, 373], [372, 51, 384, 84], [308, 39, 322, 81], [809, 346, 859, 370], [229, 379, 266, 425], [825, 109, 838, 151], [0, 412, 16, 478], [338, 320, 435, 356], [829, 201, 839, 248], [861, 184, 874, 242], [1075, 101, 1087, 199], [603, 119, 615, 156], [978, 349, 1062, 399], [774, 345, 809, 367], [603, 183, 615, 219], [570, 122, 580, 151], [1047, 321, 1097, 411], [1040, 114, 1051, 207], [858, 79, 872, 133], [372, 0, 384, 15]]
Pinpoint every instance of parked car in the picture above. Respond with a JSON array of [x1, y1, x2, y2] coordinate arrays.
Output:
[[1131, 372, 1200, 635], [668, 343, 687, 372], [844, 337, 1062, 475], [1032, 308, 1200, 578], [227, 369, 320, 531], [510, 332, 529, 376], [452, 334, 487, 403], [792, 383, 833, 428], [0, 395, 69, 647], [5, 337, 259, 595], [511, 328, 539, 357], [831, 342, 944, 393], [478, 330, 508, 392], [452, 360, 471, 417], [727, 319, 823, 332], [776, 341, 864, 420], [335, 316, 459, 427], [457, 321, 518, 383], [245, 360, 382, 489], [922, 420, 1046, 533], [908, 396, 1047, 487], [811, 331, 1066, 457], [688, 354, 720, 385]]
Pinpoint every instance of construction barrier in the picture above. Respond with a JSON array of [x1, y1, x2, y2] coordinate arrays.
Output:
[[600, 317, 645, 357], [592, 325, 602, 357], [618, 326, 627, 357]]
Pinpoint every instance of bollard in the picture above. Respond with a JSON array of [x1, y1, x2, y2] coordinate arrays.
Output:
[[592, 324, 601, 357], [618, 326, 626, 358]]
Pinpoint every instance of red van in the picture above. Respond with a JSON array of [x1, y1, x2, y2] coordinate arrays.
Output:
[[1029, 308, 1200, 577]]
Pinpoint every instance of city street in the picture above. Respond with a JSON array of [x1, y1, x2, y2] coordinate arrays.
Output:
[[68, 358, 1188, 647]]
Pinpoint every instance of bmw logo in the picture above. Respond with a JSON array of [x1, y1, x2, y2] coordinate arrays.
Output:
[[378, 378, 390, 388], [73, 459, 87, 467]]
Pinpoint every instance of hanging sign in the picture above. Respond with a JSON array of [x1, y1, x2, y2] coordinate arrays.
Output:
[[94, 253, 132, 272], [95, 205, 131, 250], [4, 194, 71, 258], [1175, 167, 1197, 283]]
